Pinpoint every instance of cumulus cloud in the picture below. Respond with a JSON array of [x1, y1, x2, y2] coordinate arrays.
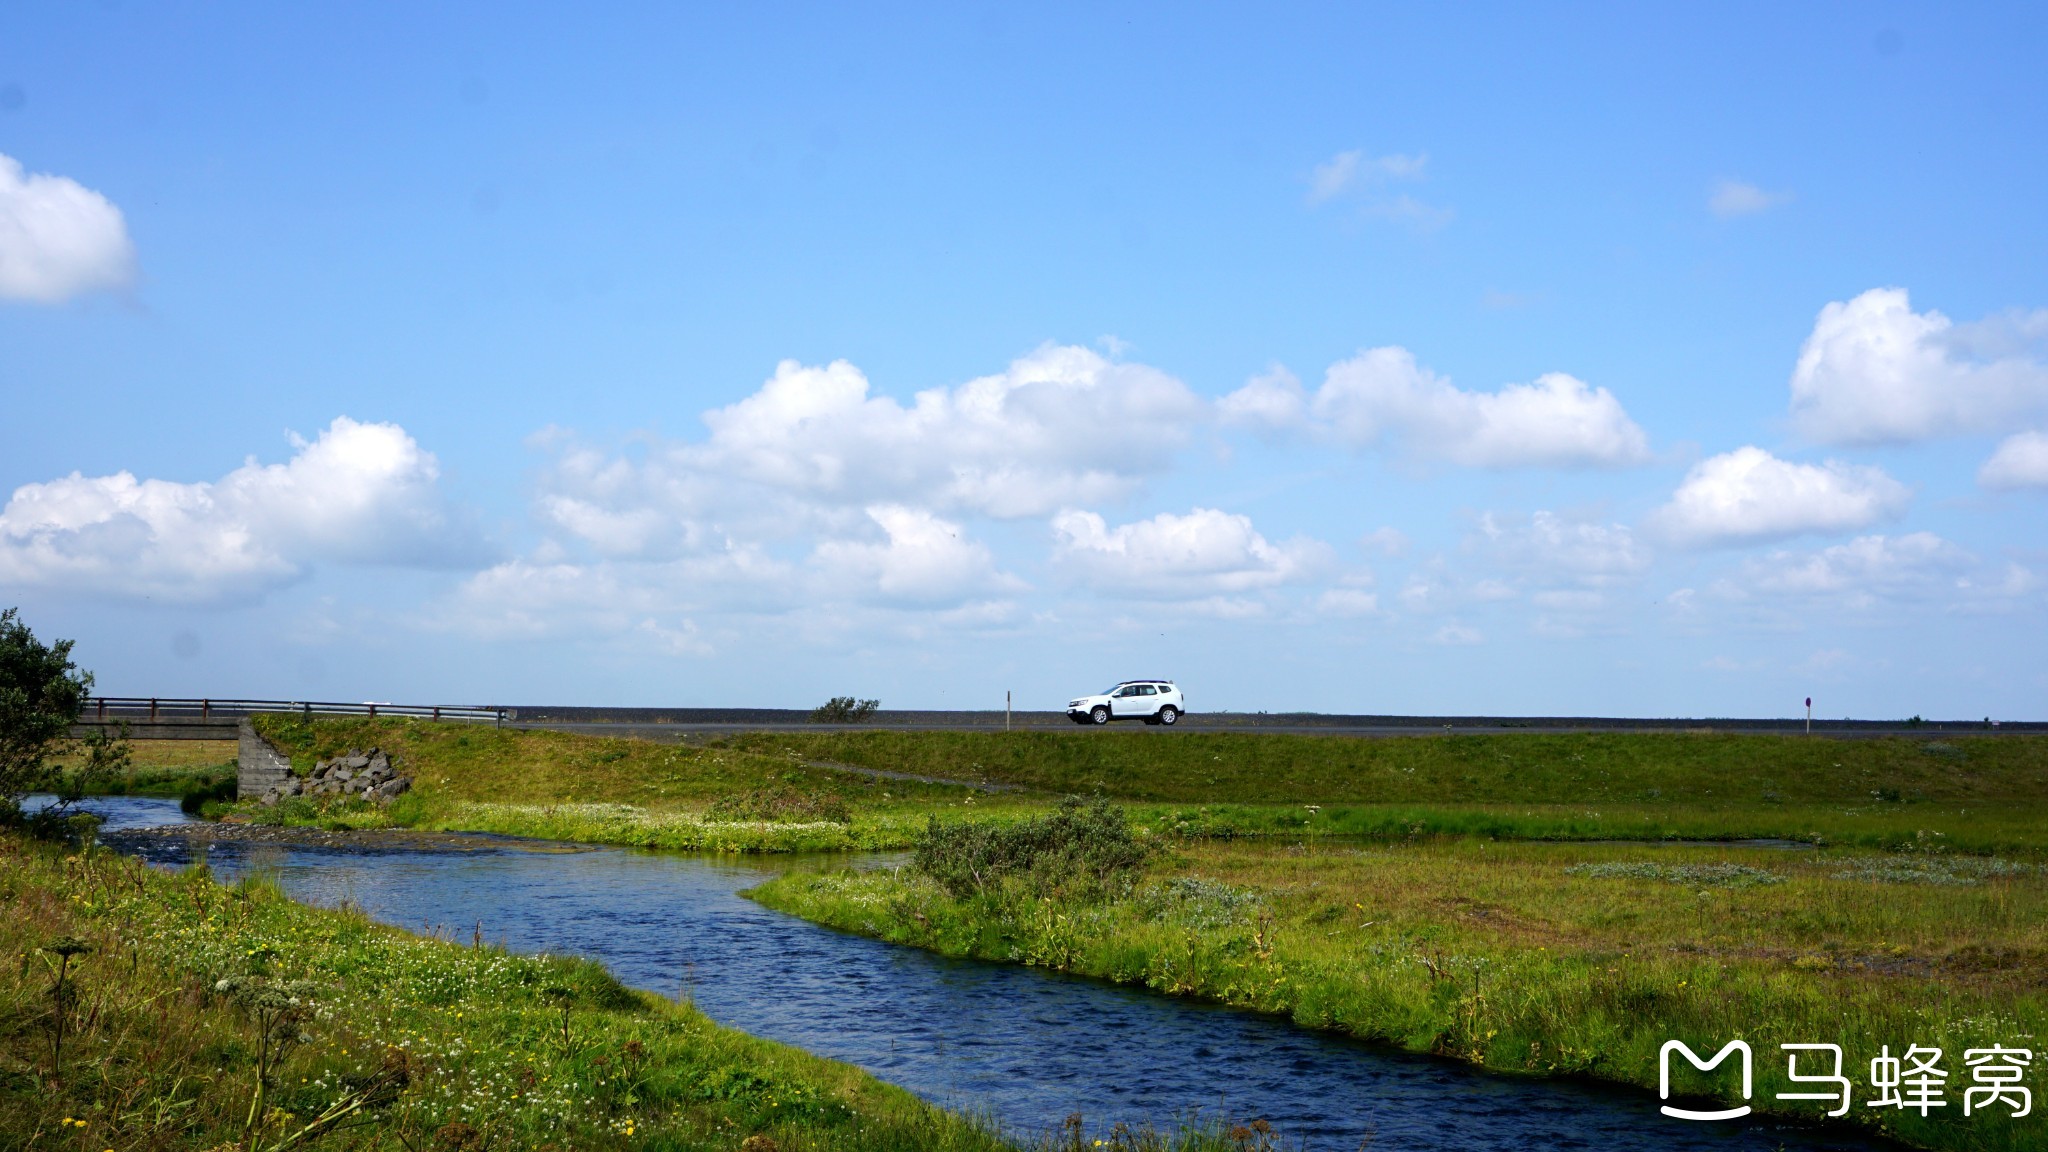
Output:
[[1789, 288, 2048, 445], [0, 152, 136, 303], [0, 418, 483, 603], [1649, 446, 1909, 548], [1979, 431, 2048, 491], [1050, 507, 1330, 598], [1220, 347, 1650, 468], [811, 505, 1023, 604], [538, 345, 1207, 557], [1708, 179, 1791, 218]]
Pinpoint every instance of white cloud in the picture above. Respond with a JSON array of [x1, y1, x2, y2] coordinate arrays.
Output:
[[1735, 533, 1970, 601], [1712, 532, 2040, 613], [811, 505, 1023, 604], [0, 152, 136, 303], [1979, 431, 2048, 491], [538, 345, 1207, 557], [0, 418, 482, 603], [1649, 446, 1909, 548], [1432, 622, 1483, 645], [1708, 179, 1791, 218], [449, 547, 789, 643], [1214, 366, 1306, 435], [1789, 288, 2048, 445], [1475, 511, 1650, 586], [1222, 347, 1650, 468], [1050, 507, 1330, 598], [1307, 150, 1427, 204]]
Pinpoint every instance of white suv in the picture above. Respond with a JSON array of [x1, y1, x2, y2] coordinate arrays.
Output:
[[1067, 680, 1186, 726]]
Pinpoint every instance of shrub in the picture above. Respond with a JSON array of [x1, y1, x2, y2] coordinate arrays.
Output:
[[810, 697, 879, 724], [913, 796, 1150, 900], [181, 774, 239, 815]]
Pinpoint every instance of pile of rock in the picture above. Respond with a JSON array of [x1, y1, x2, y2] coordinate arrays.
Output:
[[256, 748, 412, 807]]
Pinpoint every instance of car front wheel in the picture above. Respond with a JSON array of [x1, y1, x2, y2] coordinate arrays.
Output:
[[1157, 705, 1179, 726], [1090, 705, 1110, 725]]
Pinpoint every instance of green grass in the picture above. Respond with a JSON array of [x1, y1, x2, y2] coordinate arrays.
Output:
[[244, 715, 1034, 852], [243, 720, 2048, 854], [206, 718, 2048, 1150], [55, 738, 238, 798], [722, 729, 2048, 807], [752, 836, 2048, 1152], [727, 729, 2048, 852], [0, 831, 1027, 1151]]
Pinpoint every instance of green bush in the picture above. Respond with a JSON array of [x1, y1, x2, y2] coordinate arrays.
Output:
[[913, 796, 1149, 899], [811, 696, 880, 723], [180, 774, 238, 815]]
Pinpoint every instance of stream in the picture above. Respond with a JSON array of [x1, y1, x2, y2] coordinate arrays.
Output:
[[70, 796, 1892, 1151]]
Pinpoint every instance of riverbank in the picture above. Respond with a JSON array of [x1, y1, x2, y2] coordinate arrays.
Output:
[[238, 718, 2048, 855], [2, 830, 1045, 1151], [751, 836, 2048, 1152]]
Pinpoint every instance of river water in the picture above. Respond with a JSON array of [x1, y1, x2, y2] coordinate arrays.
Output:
[[71, 796, 1891, 1151]]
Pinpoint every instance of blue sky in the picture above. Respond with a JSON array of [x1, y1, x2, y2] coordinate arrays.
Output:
[[3, 2, 2046, 717]]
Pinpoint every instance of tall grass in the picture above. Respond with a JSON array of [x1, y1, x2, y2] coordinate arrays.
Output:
[[752, 837, 2048, 1152]]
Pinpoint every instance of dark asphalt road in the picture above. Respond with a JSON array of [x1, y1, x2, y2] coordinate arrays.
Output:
[[77, 704, 2042, 741]]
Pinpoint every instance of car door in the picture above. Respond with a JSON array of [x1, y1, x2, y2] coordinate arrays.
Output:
[[1114, 684, 1154, 717]]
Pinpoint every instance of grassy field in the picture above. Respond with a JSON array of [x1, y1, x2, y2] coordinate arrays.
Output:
[[753, 837, 2048, 1152], [243, 719, 2048, 854], [726, 729, 2048, 853], [56, 738, 238, 799], [243, 716, 1038, 852]]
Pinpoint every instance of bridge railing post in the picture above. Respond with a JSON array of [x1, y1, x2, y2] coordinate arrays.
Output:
[[149, 697, 158, 721]]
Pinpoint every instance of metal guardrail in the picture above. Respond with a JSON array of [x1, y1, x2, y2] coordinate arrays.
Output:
[[83, 697, 507, 726]]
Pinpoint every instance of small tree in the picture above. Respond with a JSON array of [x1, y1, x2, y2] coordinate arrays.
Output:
[[810, 696, 879, 724], [0, 607, 96, 816]]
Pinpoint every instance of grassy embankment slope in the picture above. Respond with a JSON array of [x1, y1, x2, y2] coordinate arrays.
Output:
[[728, 728, 2048, 853], [0, 831, 1020, 1151], [244, 715, 1030, 852], [249, 719, 2048, 855]]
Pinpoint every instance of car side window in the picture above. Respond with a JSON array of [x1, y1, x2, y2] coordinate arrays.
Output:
[[1136, 685, 1156, 696]]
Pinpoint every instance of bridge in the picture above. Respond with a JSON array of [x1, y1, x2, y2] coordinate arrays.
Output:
[[73, 697, 508, 741]]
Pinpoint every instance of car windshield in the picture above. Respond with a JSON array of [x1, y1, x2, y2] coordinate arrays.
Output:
[[1101, 684, 1123, 696]]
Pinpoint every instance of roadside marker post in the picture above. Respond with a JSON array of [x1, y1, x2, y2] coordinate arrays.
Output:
[[1806, 697, 1812, 735], [1006, 690, 1012, 732]]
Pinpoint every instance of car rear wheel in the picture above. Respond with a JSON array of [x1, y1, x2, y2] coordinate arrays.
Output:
[[1157, 705, 1180, 726], [1090, 705, 1110, 725]]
